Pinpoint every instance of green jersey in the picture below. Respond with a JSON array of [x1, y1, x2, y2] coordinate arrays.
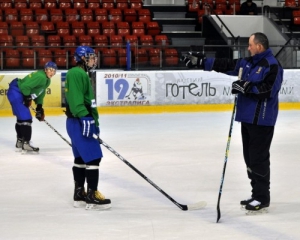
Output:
[[17, 70, 51, 105], [65, 66, 99, 126]]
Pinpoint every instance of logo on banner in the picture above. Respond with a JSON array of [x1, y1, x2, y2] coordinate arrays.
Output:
[[105, 75, 151, 106]]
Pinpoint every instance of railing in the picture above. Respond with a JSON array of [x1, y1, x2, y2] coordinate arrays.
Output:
[[1, 43, 300, 71]]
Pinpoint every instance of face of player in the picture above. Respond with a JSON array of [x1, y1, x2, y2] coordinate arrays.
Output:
[[248, 35, 263, 56], [45, 68, 56, 78], [87, 54, 97, 70]]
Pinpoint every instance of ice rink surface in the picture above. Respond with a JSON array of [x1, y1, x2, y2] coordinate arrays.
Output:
[[1, 110, 300, 240]]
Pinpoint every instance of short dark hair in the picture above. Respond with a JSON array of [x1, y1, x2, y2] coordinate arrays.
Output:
[[247, 0, 252, 2], [252, 32, 269, 50]]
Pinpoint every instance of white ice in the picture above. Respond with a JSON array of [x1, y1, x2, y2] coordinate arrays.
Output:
[[0, 110, 300, 240]]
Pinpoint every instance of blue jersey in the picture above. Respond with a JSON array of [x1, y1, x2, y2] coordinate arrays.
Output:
[[205, 49, 283, 126]]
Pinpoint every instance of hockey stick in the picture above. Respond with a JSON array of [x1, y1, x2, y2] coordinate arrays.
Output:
[[216, 67, 243, 223], [30, 107, 72, 147], [30, 107, 206, 211], [94, 135, 207, 211]]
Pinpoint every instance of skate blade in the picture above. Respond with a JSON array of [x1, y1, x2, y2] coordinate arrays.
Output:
[[85, 203, 111, 210], [246, 208, 268, 215], [73, 201, 86, 208], [15, 148, 22, 152], [21, 149, 39, 154]]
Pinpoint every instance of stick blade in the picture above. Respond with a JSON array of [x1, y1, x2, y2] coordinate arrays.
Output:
[[187, 201, 207, 210]]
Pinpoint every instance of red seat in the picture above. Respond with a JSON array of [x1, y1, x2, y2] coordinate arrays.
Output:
[[0, 35, 13, 51], [124, 35, 138, 50], [116, 0, 129, 10], [149, 48, 160, 66], [110, 35, 123, 49], [79, 35, 92, 46], [188, 0, 200, 12], [138, 9, 151, 23], [73, 0, 86, 9], [215, 3, 227, 14], [72, 21, 85, 37], [155, 35, 169, 47], [47, 35, 61, 51], [35, 9, 48, 23], [80, 9, 94, 23], [87, 22, 101, 37], [15, 36, 30, 50], [14, 0, 28, 10], [65, 9, 79, 23], [130, 0, 143, 9], [53, 49, 67, 68], [5, 8, 18, 23], [132, 22, 145, 38], [164, 48, 179, 66], [228, 3, 240, 14], [20, 9, 34, 23], [140, 35, 153, 50], [133, 48, 148, 65], [22, 49, 35, 68], [37, 49, 53, 68], [63, 35, 77, 51], [0, 22, 8, 35], [95, 9, 108, 23], [94, 34, 108, 52], [146, 21, 160, 36], [50, 9, 64, 23], [31, 35, 46, 47], [102, 48, 117, 67], [117, 22, 130, 38], [0, 10, 2, 22], [40, 22, 55, 33], [10, 22, 24, 37], [110, 9, 123, 23], [117, 48, 127, 67], [44, 0, 57, 9], [124, 9, 137, 22], [5, 49, 20, 68], [285, 0, 297, 7], [58, 0, 72, 10], [25, 22, 39, 37], [87, 0, 101, 10], [29, 0, 43, 10], [102, 21, 115, 37], [0, 1, 13, 10], [102, 0, 115, 10], [293, 10, 300, 17], [56, 22, 70, 37]]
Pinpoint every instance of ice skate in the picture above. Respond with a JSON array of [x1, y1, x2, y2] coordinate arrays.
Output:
[[245, 200, 269, 215], [22, 141, 39, 153], [73, 186, 86, 208], [15, 138, 23, 152], [240, 197, 254, 210], [85, 188, 111, 210]]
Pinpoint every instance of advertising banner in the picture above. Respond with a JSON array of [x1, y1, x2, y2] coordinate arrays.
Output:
[[96, 70, 300, 106]]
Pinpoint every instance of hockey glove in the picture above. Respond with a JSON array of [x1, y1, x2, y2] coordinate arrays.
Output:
[[23, 95, 32, 107], [231, 80, 251, 94], [35, 104, 45, 121], [80, 116, 99, 138], [182, 52, 205, 69]]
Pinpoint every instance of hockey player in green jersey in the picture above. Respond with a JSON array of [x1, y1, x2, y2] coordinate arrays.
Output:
[[7, 61, 57, 153], [65, 46, 111, 210]]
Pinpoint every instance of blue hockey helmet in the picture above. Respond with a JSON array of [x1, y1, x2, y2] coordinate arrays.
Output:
[[74, 46, 97, 71], [44, 61, 58, 70]]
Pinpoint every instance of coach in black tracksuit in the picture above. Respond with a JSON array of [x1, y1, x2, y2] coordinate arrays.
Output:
[[184, 32, 283, 212]]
